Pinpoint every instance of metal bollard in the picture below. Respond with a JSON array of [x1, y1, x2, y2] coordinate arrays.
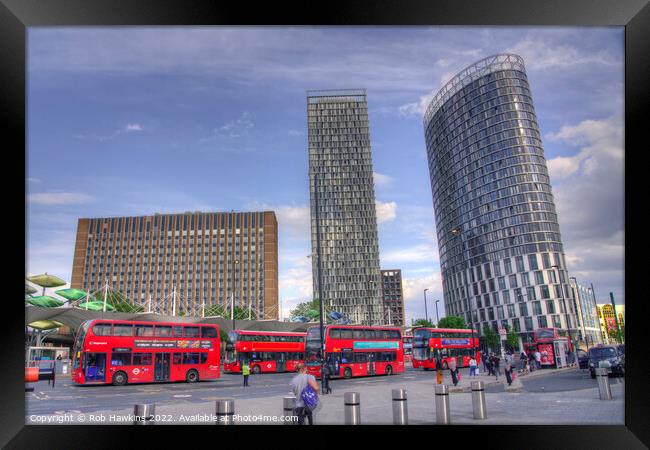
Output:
[[133, 403, 155, 425], [471, 381, 487, 419], [595, 368, 612, 400], [392, 388, 408, 425], [344, 392, 361, 425], [434, 384, 451, 424], [215, 398, 235, 425], [283, 396, 296, 425]]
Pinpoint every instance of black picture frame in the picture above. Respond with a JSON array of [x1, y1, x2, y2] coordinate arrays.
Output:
[[3, 0, 647, 447]]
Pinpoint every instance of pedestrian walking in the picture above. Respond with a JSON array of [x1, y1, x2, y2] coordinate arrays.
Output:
[[469, 356, 478, 377], [448, 357, 459, 386], [482, 350, 488, 373], [290, 363, 319, 425], [321, 364, 332, 394], [534, 349, 542, 370], [528, 350, 536, 372], [435, 353, 443, 385], [493, 354, 501, 377], [504, 361, 513, 385], [242, 361, 250, 387]]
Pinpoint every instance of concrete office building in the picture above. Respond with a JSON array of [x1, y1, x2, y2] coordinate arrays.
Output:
[[71, 211, 278, 319], [422, 54, 579, 343], [381, 269, 405, 326], [307, 89, 383, 325]]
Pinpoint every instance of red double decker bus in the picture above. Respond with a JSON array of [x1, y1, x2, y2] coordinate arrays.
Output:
[[524, 327, 573, 367], [71, 319, 221, 386], [304, 325, 404, 379], [224, 330, 306, 374], [403, 335, 413, 363], [412, 327, 480, 370]]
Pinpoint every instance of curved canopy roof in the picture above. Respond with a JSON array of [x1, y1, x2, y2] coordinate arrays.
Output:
[[25, 306, 313, 333]]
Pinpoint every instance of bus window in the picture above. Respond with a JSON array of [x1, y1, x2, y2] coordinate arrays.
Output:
[[93, 323, 112, 336], [353, 329, 364, 339], [183, 353, 200, 364], [329, 329, 341, 339], [133, 353, 152, 365], [341, 329, 353, 340], [365, 330, 376, 339], [154, 325, 172, 337], [173, 353, 182, 365], [111, 351, 131, 366], [353, 352, 367, 363], [200, 353, 208, 364], [184, 327, 200, 338], [173, 326, 183, 337], [135, 325, 154, 336], [341, 350, 353, 363], [113, 324, 133, 336], [201, 326, 217, 338]]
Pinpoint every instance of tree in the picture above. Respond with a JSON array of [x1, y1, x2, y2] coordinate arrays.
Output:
[[609, 328, 625, 344], [290, 299, 321, 320], [505, 325, 520, 351], [412, 318, 434, 328], [437, 316, 467, 329], [483, 326, 500, 352]]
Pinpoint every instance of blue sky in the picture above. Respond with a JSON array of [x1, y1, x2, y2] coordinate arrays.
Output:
[[26, 27, 625, 322]]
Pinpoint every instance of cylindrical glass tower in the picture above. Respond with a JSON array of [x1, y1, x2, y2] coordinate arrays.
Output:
[[423, 54, 578, 345]]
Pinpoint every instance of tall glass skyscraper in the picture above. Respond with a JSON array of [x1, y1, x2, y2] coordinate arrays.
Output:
[[423, 54, 579, 344], [307, 89, 383, 325]]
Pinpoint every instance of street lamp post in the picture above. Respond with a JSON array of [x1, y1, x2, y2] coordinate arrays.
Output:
[[423, 289, 429, 324], [313, 172, 326, 391]]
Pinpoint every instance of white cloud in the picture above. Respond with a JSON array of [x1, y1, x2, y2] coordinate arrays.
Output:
[[125, 123, 144, 132], [288, 129, 304, 137], [27, 177, 42, 184], [27, 192, 94, 205], [375, 200, 397, 224], [506, 39, 618, 71], [548, 116, 624, 302], [218, 112, 254, 138], [373, 171, 393, 187], [546, 116, 623, 180], [398, 89, 436, 117], [381, 242, 437, 265], [402, 271, 445, 323]]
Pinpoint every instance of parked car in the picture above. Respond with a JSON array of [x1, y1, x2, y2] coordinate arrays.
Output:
[[588, 345, 625, 378], [577, 349, 589, 370]]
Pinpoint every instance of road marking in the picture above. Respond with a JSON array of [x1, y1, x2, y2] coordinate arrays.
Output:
[[173, 394, 192, 398]]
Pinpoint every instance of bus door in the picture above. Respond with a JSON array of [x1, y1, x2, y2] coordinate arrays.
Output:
[[367, 352, 376, 375], [276, 353, 286, 373], [154, 353, 171, 381], [83, 353, 106, 382]]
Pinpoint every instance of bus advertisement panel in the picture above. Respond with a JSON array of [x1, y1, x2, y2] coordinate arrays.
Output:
[[304, 325, 404, 379], [224, 330, 305, 374], [403, 335, 413, 362], [524, 327, 572, 367], [71, 320, 221, 386], [412, 327, 480, 370]]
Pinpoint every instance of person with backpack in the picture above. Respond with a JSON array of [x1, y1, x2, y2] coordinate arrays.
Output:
[[290, 363, 319, 425]]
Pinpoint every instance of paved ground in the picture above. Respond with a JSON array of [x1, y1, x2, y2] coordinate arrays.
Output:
[[25, 366, 624, 425]]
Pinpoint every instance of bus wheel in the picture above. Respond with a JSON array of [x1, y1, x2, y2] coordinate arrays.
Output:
[[343, 368, 352, 379], [252, 365, 261, 375], [385, 365, 393, 376], [186, 369, 199, 383], [112, 371, 128, 386]]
